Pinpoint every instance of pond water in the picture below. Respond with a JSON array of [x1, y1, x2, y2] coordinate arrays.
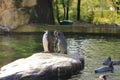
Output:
[[0, 33, 120, 80]]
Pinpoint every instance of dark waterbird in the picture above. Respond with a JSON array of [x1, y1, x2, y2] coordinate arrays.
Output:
[[103, 56, 111, 65], [103, 56, 120, 65], [95, 61, 114, 73]]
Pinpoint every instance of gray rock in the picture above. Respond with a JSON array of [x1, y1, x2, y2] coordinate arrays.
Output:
[[0, 53, 84, 80]]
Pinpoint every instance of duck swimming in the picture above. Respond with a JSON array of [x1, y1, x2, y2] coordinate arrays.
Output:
[[95, 61, 114, 73]]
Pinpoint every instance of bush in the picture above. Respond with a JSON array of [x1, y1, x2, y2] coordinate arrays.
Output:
[[92, 11, 120, 24]]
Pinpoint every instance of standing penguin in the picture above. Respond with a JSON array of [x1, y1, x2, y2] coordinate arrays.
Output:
[[54, 30, 67, 54], [42, 30, 53, 53]]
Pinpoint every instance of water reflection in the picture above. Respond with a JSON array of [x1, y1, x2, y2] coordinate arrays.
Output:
[[0, 34, 43, 67], [0, 34, 120, 80]]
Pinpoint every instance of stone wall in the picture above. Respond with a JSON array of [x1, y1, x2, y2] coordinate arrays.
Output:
[[0, 0, 36, 29]]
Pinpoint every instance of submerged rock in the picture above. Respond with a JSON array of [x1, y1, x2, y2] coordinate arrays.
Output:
[[0, 26, 11, 33], [0, 53, 84, 80]]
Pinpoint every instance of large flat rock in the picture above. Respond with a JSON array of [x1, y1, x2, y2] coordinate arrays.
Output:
[[0, 53, 84, 80]]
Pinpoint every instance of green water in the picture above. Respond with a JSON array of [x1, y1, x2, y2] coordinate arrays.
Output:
[[0, 33, 120, 80], [67, 35, 120, 80], [0, 33, 43, 67]]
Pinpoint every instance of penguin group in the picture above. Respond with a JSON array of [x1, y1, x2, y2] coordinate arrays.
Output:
[[95, 56, 120, 80], [42, 30, 67, 54], [42, 30, 119, 80]]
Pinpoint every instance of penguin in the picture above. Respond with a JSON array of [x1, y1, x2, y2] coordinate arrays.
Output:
[[54, 30, 67, 54], [95, 61, 114, 73], [103, 56, 120, 65], [103, 56, 111, 65], [42, 30, 53, 53]]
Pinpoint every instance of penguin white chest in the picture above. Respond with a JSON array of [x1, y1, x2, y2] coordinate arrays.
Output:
[[42, 33, 49, 52]]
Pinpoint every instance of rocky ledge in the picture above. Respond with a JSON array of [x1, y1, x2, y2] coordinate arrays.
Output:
[[0, 53, 84, 80]]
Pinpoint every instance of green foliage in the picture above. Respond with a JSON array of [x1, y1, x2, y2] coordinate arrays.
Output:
[[53, 0, 73, 21], [53, 0, 120, 24], [93, 11, 120, 24], [81, 11, 94, 23], [110, 0, 120, 14]]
